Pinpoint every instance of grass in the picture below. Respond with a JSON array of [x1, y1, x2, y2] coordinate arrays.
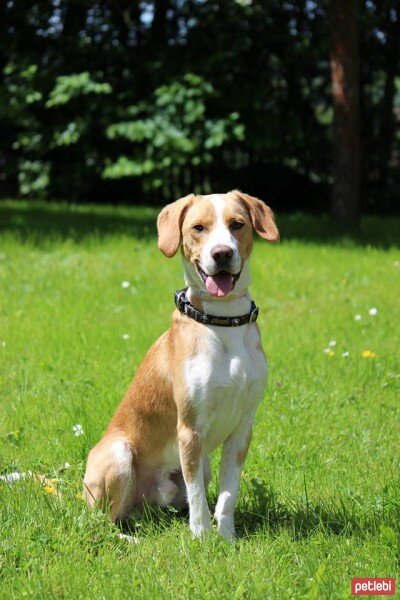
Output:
[[0, 200, 399, 599]]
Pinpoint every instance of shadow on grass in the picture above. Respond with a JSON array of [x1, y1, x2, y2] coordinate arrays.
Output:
[[1, 200, 399, 248], [118, 503, 189, 538], [0, 201, 158, 243], [278, 212, 400, 250], [235, 479, 399, 541], [118, 480, 399, 543]]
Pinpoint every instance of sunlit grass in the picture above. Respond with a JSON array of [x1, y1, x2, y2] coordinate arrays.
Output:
[[1, 201, 399, 598]]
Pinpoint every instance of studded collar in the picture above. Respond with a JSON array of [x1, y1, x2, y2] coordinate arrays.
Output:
[[174, 288, 259, 327]]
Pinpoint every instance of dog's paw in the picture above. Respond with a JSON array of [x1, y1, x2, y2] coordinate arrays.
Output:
[[216, 515, 236, 542], [189, 514, 212, 539]]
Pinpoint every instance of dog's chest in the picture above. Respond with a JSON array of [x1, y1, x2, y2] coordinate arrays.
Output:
[[184, 325, 267, 452]]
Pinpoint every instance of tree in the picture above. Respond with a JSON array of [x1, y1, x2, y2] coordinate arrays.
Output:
[[329, 0, 361, 220], [1, 1, 399, 211]]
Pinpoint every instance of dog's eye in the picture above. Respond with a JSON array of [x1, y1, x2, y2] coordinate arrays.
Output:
[[193, 224, 204, 232], [231, 221, 244, 230]]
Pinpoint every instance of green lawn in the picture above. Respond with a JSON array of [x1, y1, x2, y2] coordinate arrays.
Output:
[[1, 200, 399, 599]]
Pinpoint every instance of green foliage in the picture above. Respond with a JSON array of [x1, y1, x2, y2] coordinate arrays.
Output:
[[46, 73, 112, 152], [0, 1, 398, 208], [3, 62, 42, 109], [46, 72, 112, 108], [2, 62, 50, 196], [0, 203, 399, 597], [52, 121, 86, 147], [18, 160, 50, 197], [104, 74, 244, 192]]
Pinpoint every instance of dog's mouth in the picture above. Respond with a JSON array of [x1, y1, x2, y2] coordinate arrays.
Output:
[[196, 264, 241, 298]]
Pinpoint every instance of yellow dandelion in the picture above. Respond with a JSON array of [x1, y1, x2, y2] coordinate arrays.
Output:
[[362, 350, 376, 359], [75, 492, 83, 500], [327, 350, 334, 357], [43, 484, 56, 495]]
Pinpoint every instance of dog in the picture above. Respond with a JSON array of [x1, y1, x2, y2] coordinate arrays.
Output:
[[83, 190, 279, 540]]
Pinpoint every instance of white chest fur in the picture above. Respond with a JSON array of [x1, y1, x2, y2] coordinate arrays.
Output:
[[184, 322, 267, 454]]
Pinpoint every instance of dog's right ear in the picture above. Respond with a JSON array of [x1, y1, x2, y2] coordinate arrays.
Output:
[[157, 194, 195, 257]]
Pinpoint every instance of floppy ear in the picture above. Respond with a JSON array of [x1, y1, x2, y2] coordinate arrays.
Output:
[[234, 191, 279, 242], [157, 194, 195, 257]]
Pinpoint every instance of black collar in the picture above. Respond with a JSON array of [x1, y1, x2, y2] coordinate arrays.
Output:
[[174, 288, 259, 327]]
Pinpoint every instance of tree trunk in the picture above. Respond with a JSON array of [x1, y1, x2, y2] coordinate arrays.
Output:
[[329, 0, 360, 220], [377, 5, 400, 197]]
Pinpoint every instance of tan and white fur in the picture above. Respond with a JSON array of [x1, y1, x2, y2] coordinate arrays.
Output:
[[83, 190, 279, 540]]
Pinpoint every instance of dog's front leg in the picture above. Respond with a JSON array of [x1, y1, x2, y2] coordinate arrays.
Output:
[[178, 422, 211, 538], [214, 410, 257, 541]]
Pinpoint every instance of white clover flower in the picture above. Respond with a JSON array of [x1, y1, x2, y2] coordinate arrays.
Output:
[[121, 281, 130, 288], [122, 333, 130, 340], [323, 348, 331, 354], [369, 307, 377, 316], [342, 351, 349, 358], [329, 340, 336, 347], [354, 314, 362, 321], [72, 424, 84, 437]]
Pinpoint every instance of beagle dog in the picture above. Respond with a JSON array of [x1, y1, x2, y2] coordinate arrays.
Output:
[[83, 190, 279, 540]]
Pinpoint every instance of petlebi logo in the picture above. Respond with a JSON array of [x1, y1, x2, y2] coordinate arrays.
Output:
[[351, 578, 395, 596]]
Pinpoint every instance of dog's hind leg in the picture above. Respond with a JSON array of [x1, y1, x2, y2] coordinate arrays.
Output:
[[83, 437, 135, 522]]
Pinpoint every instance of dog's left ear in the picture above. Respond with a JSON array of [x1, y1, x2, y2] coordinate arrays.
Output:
[[157, 193, 195, 257], [234, 190, 279, 242]]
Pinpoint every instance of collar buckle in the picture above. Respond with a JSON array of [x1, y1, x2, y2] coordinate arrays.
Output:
[[249, 305, 259, 323], [174, 289, 189, 312]]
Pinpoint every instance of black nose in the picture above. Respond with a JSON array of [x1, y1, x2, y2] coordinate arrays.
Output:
[[211, 245, 233, 264]]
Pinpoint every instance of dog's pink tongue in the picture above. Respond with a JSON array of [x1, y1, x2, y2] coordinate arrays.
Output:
[[205, 272, 234, 297]]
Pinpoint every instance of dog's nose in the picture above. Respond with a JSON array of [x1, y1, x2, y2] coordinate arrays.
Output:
[[211, 245, 233, 263]]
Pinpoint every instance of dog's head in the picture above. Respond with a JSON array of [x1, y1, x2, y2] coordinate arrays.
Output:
[[157, 190, 279, 298]]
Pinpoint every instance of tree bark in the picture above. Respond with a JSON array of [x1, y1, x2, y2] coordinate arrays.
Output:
[[329, 0, 360, 220], [377, 4, 400, 196]]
